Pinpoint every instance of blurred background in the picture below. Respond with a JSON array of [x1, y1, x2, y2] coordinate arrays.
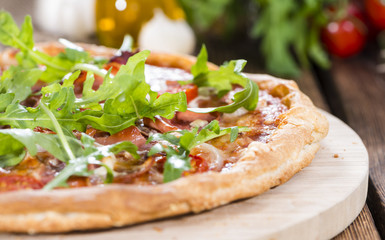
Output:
[[1, 0, 385, 79]]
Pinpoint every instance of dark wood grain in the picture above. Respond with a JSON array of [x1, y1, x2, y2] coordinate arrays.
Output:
[[311, 65, 348, 122], [334, 205, 381, 240], [297, 70, 329, 111], [328, 56, 385, 239]]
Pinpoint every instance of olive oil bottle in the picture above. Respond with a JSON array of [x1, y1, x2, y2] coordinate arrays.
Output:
[[95, 0, 186, 48]]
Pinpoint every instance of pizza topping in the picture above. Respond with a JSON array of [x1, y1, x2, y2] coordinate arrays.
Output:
[[188, 46, 259, 114], [0, 12, 99, 83], [0, 175, 43, 192], [113, 157, 155, 184], [175, 110, 219, 122], [148, 120, 247, 182], [144, 64, 193, 92], [183, 154, 209, 176], [109, 50, 139, 65], [92, 126, 147, 147], [143, 116, 180, 133], [0, 11, 292, 191], [190, 143, 224, 171]]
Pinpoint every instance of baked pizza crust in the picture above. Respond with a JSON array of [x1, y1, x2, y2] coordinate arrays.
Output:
[[0, 43, 329, 233]]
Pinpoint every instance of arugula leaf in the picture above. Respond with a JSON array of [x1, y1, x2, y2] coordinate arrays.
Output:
[[183, 120, 247, 149], [0, 79, 90, 133], [192, 47, 247, 96], [0, 103, 55, 131], [0, 51, 187, 135], [0, 11, 66, 80], [148, 120, 248, 182], [191, 45, 209, 76], [189, 78, 259, 113], [0, 10, 260, 189], [74, 50, 149, 109], [0, 50, 180, 134], [0, 133, 26, 168], [189, 46, 259, 113], [59, 48, 92, 64], [0, 149, 25, 168], [42, 156, 93, 190], [0, 66, 42, 103], [149, 142, 191, 183], [0, 93, 14, 112], [0, 103, 139, 190], [77, 112, 137, 135], [40, 102, 76, 161], [43, 134, 139, 190], [79, 50, 187, 134], [0, 101, 90, 134], [0, 11, 33, 50], [145, 92, 187, 119], [0, 128, 83, 167], [0, 11, 97, 83]]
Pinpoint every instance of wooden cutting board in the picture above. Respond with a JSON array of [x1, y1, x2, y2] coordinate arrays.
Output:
[[3, 111, 368, 240]]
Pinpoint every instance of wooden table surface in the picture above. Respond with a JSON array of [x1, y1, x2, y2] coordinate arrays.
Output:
[[1, 1, 384, 239]]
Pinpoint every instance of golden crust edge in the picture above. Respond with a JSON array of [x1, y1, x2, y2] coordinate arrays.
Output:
[[0, 43, 329, 233], [0, 142, 320, 234]]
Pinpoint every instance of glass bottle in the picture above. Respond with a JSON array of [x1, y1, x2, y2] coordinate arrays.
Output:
[[95, 0, 186, 48]]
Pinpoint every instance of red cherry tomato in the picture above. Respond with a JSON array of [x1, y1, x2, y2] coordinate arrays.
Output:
[[94, 126, 147, 147], [365, 0, 385, 30], [163, 82, 198, 103], [181, 84, 198, 103], [321, 18, 367, 58], [182, 155, 209, 177]]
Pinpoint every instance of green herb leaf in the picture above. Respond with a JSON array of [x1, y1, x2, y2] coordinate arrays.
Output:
[[148, 120, 248, 182], [0, 66, 42, 103], [0, 128, 83, 165], [192, 47, 247, 97], [149, 142, 191, 183], [180, 120, 248, 149], [0, 11, 97, 83], [191, 45, 209, 76], [38, 97, 139, 190], [0, 123, 138, 189], [189, 76, 259, 113], [86, 50, 187, 133], [250, 0, 330, 77], [0, 11, 33, 49], [0, 133, 26, 168], [0, 93, 14, 112], [40, 102, 76, 161], [178, 0, 233, 31], [0, 52, 187, 135], [43, 134, 139, 190], [189, 46, 259, 113], [163, 149, 191, 183], [208, 78, 259, 113]]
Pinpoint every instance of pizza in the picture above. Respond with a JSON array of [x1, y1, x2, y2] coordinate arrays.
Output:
[[0, 11, 328, 233]]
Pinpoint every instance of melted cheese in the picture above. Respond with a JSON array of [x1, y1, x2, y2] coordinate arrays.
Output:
[[144, 64, 192, 92]]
